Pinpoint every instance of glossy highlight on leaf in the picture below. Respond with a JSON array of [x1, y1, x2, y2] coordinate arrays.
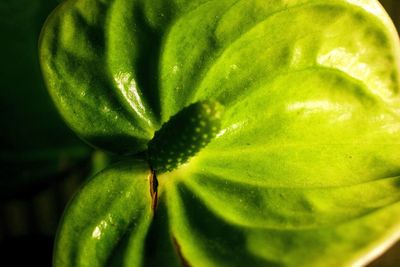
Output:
[[40, 0, 400, 266]]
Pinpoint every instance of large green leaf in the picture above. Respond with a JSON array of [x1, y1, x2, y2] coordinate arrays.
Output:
[[0, 0, 91, 195], [41, 0, 400, 266]]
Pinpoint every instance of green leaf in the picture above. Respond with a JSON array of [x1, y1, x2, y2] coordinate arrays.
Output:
[[41, 0, 400, 266], [162, 177, 400, 267], [54, 160, 154, 267], [0, 0, 91, 195]]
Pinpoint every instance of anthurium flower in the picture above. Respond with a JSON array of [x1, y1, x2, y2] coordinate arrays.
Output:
[[40, 0, 400, 266]]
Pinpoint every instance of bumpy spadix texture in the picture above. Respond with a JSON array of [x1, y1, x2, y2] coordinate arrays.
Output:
[[40, 0, 400, 266], [148, 100, 222, 172]]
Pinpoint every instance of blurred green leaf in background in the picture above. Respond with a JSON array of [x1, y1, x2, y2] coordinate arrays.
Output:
[[0, 1, 94, 266], [0, 0, 92, 198]]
